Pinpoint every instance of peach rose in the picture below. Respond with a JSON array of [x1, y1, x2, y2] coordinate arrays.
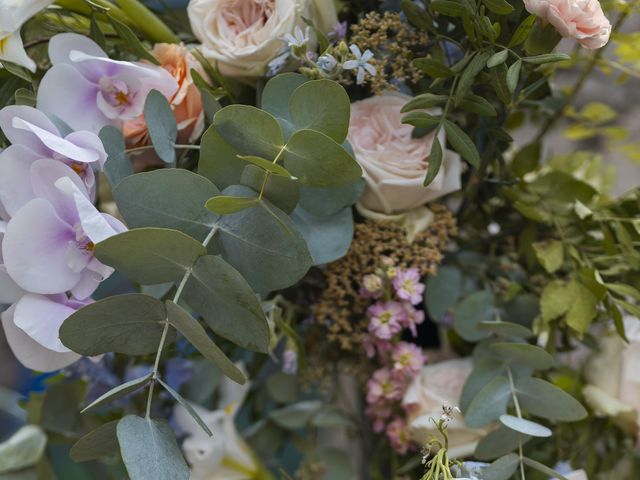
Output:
[[124, 43, 204, 170], [187, 0, 337, 77], [348, 94, 461, 215], [523, 0, 611, 49], [402, 358, 487, 458]]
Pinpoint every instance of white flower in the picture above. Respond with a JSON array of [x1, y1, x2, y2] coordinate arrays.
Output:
[[343, 44, 376, 85], [0, 0, 54, 71], [187, 0, 336, 77], [283, 26, 310, 49], [173, 364, 259, 480]]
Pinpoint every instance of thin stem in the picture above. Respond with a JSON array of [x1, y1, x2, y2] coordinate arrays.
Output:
[[144, 225, 218, 418], [533, 2, 638, 143], [172, 144, 201, 151], [506, 367, 522, 418], [126, 145, 155, 154]]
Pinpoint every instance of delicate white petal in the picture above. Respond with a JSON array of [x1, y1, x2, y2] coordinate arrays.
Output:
[[0, 145, 39, 216], [0, 32, 36, 72], [0, 264, 25, 304], [30, 159, 85, 225], [37, 63, 111, 134], [0, 105, 58, 156], [349, 44, 362, 57], [12, 117, 100, 163], [2, 198, 79, 294], [0, 0, 54, 32], [54, 177, 118, 244], [1, 303, 80, 372], [13, 293, 76, 352], [342, 60, 358, 70]]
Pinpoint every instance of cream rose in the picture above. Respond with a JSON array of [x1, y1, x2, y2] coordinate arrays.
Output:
[[402, 358, 486, 458], [187, 0, 337, 77], [348, 94, 462, 215], [523, 0, 611, 49], [583, 316, 640, 435]]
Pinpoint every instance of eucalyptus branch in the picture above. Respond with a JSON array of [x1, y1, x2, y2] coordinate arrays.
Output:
[[144, 226, 219, 419], [507, 367, 526, 480]]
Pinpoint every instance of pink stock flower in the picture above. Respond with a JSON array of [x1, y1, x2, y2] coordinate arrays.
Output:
[[366, 402, 392, 433], [367, 301, 405, 340], [366, 368, 403, 404], [362, 333, 393, 360], [391, 342, 426, 377], [393, 268, 425, 305], [402, 303, 425, 337], [386, 417, 412, 455]]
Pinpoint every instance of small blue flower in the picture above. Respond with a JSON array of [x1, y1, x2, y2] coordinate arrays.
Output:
[[317, 54, 338, 73], [343, 45, 377, 85], [283, 26, 311, 49]]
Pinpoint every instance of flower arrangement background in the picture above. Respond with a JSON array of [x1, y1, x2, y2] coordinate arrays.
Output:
[[0, 0, 639, 479]]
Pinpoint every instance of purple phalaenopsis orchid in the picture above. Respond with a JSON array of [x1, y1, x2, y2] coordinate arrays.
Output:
[[0, 105, 107, 216], [37, 33, 178, 133], [0, 293, 90, 372], [2, 170, 126, 300]]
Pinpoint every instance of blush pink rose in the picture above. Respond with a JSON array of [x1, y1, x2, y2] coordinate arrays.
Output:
[[124, 44, 204, 171], [523, 0, 611, 49], [187, 0, 337, 77], [348, 94, 461, 214]]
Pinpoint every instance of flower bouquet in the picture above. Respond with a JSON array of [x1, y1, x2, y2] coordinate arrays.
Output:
[[0, 0, 639, 479]]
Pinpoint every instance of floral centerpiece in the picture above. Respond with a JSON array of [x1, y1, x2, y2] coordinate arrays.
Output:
[[0, 0, 639, 479]]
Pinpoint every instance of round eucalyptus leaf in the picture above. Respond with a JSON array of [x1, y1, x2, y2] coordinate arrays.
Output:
[[291, 206, 353, 265], [144, 90, 178, 164], [481, 453, 519, 480], [499, 414, 552, 437], [464, 375, 511, 428], [515, 377, 587, 422], [453, 290, 495, 341], [474, 425, 530, 461], [489, 342, 554, 370], [478, 321, 533, 339]]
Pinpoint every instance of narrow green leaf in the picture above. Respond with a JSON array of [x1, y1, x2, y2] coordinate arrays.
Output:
[[515, 377, 587, 421], [509, 15, 536, 47], [487, 50, 509, 68], [183, 255, 270, 352], [117, 416, 188, 480], [157, 378, 212, 436], [166, 301, 246, 384], [60, 294, 171, 356], [401, 94, 448, 113], [506, 60, 522, 94], [482, 0, 514, 15], [491, 63, 511, 104], [237, 155, 291, 177], [444, 120, 481, 168], [94, 228, 207, 285], [424, 136, 443, 186], [431, 0, 466, 16], [606, 283, 640, 301], [1, 60, 32, 82], [412, 57, 454, 78], [455, 52, 490, 105], [401, 0, 434, 30], [489, 342, 555, 370], [70, 421, 119, 463], [402, 111, 442, 128], [522, 53, 571, 64], [81, 373, 152, 413], [108, 15, 159, 65], [240, 164, 299, 214], [205, 195, 260, 215], [465, 376, 511, 428], [522, 457, 570, 480], [499, 414, 552, 437], [459, 95, 498, 116], [14, 87, 36, 106], [144, 90, 178, 164], [89, 12, 107, 50]]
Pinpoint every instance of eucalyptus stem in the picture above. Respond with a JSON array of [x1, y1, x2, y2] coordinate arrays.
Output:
[[144, 226, 218, 419], [533, 1, 638, 143], [507, 367, 526, 480]]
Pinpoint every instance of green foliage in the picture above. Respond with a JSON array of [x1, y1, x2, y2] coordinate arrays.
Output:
[[70, 421, 119, 463], [144, 90, 178, 164], [116, 416, 188, 480], [99, 125, 133, 187], [81, 373, 152, 413], [60, 294, 172, 356]]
